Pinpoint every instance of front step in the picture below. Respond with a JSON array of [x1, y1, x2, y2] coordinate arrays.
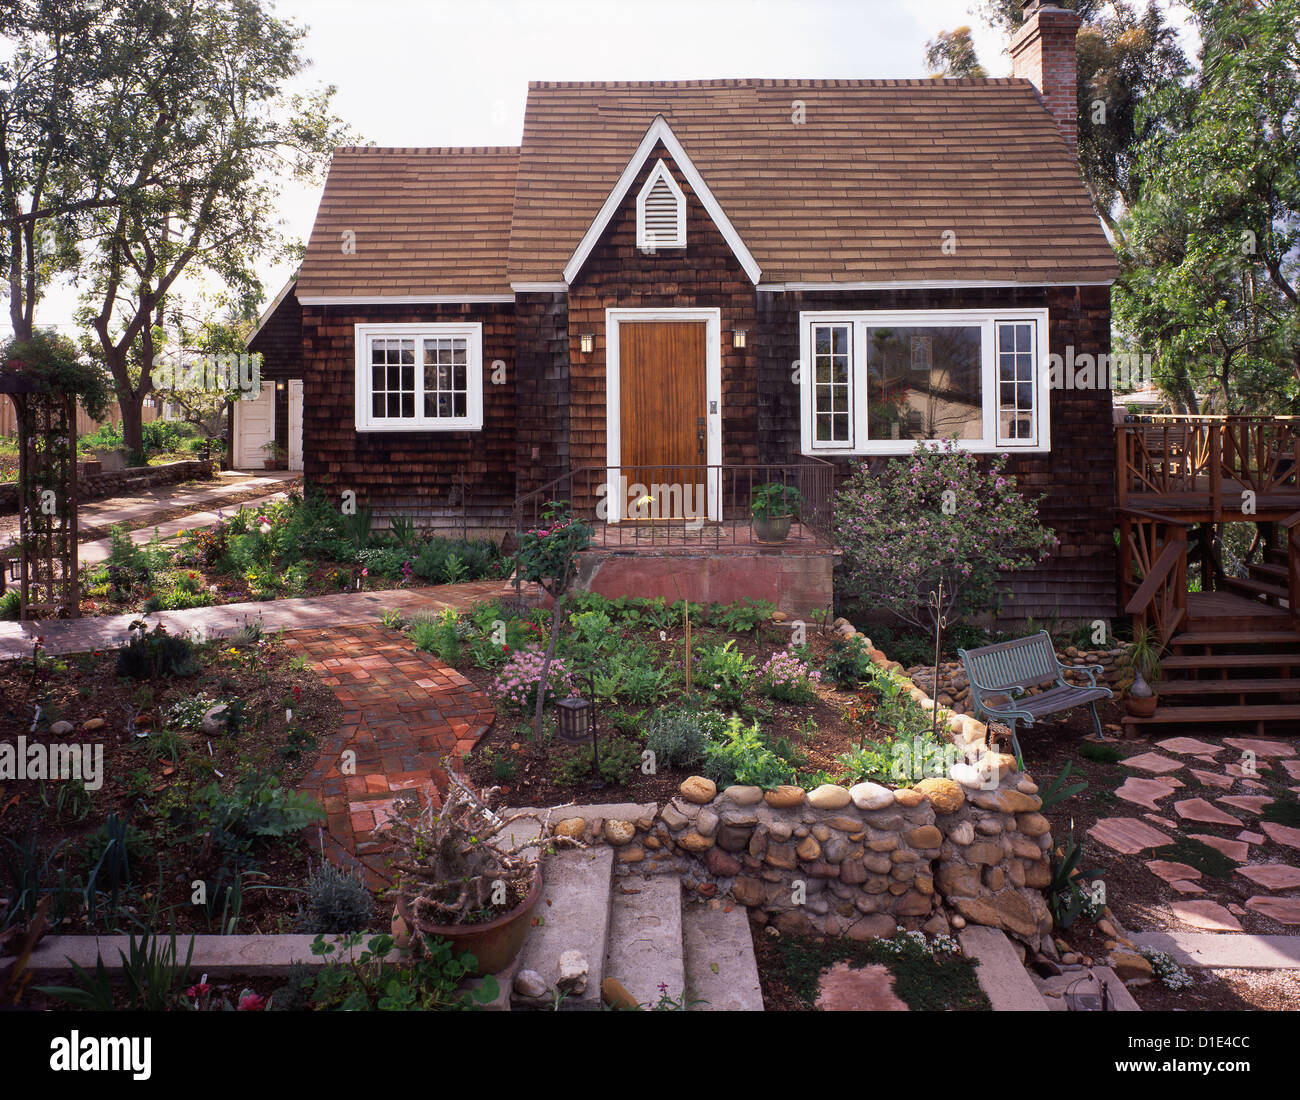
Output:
[[605, 873, 685, 1007], [1163, 652, 1300, 671], [1159, 677, 1300, 695], [1171, 631, 1300, 648], [1123, 703, 1300, 729], [683, 902, 765, 1011]]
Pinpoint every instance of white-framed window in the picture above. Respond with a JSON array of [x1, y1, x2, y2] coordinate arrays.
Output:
[[353, 322, 483, 432], [798, 309, 1049, 454], [636, 159, 686, 250]]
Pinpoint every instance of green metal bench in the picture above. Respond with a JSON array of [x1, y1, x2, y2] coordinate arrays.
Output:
[[958, 631, 1112, 758]]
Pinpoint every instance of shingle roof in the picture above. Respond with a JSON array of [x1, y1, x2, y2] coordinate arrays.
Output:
[[296, 147, 518, 298], [294, 80, 1119, 298], [510, 79, 1119, 286]]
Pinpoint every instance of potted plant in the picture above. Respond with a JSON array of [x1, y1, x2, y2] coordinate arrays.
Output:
[[387, 774, 574, 976], [751, 482, 801, 543], [1122, 625, 1161, 718], [261, 439, 287, 470]]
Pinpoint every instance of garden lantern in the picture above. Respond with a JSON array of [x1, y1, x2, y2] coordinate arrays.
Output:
[[555, 675, 603, 788]]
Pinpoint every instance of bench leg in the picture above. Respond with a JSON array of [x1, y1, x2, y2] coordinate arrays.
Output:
[[1088, 702, 1103, 738]]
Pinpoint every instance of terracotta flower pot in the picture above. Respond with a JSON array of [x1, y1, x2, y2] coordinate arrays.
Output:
[[1124, 669, 1158, 717], [392, 868, 543, 976]]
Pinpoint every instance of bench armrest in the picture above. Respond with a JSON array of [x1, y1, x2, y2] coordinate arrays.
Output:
[[1060, 663, 1104, 689]]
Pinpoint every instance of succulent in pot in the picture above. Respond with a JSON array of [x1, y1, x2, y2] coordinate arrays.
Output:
[[1122, 625, 1161, 718]]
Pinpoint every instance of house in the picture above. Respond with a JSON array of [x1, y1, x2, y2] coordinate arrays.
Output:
[[246, 0, 1120, 621]]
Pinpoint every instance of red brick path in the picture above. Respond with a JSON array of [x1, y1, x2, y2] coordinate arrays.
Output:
[[285, 623, 496, 888]]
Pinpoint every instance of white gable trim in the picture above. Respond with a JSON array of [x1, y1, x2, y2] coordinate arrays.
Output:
[[247, 272, 298, 348], [636, 159, 686, 249], [562, 115, 762, 286], [297, 294, 515, 305], [758, 279, 1117, 292]]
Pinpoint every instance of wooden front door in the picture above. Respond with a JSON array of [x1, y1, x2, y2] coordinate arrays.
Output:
[[618, 321, 708, 520]]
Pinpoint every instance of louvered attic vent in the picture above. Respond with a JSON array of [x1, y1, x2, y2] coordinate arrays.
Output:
[[636, 159, 686, 250]]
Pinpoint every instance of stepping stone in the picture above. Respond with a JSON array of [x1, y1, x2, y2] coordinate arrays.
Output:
[[1281, 760, 1300, 782], [1145, 814, 1177, 829], [1174, 798, 1243, 827], [1241, 779, 1269, 791], [1122, 752, 1185, 775], [1116, 777, 1180, 812], [1237, 830, 1266, 845], [1192, 755, 1222, 765], [1170, 880, 1206, 895], [1170, 900, 1243, 932], [1227, 761, 1271, 778], [1244, 897, 1300, 926], [1261, 821, 1300, 852], [1144, 860, 1203, 884], [1218, 795, 1273, 815], [1156, 737, 1223, 756], [1223, 738, 1296, 758], [1228, 904, 1247, 917], [1237, 864, 1300, 891], [815, 962, 908, 1011], [1189, 834, 1250, 862], [1088, 817, 1170, 855], [1189, 768, 1234, 791]]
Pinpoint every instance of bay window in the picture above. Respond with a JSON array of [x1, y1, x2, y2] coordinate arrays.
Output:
[[800, 309, 1048, 454]]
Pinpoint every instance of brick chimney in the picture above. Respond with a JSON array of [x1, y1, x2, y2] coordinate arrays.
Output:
[[1010, 0, 1082, 160]]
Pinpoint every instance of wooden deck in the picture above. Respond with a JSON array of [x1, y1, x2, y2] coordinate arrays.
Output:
[[1126, 479, 1300, 522]]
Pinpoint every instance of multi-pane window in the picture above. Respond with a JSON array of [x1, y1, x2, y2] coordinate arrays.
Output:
[[997, 321, 1036, 444], [812, 324, 852, 444], [800, 310, 1047, 454], [354, 323, 483, 431]]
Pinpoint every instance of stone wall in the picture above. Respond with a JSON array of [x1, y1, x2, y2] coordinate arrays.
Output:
[[0, 458, 215, 514]]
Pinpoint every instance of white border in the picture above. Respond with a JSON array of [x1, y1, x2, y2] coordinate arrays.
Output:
[[564, 116, 762, 286], [797, 308, 1051, 455], [636, 159, 687, 250], [762, 280, 1114, 291], [353, 322, 484, 432], [303, 294, 513, 305], [605, 307, 722, 523]]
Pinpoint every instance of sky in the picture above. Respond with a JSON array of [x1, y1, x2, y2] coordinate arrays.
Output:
[[8, 0, 1201, 339]]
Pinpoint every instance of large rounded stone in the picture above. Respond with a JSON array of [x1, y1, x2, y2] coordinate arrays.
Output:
[[796, 835, 822, 861], [603, 819, 636, 846], [807, 784, 852, 810], [1017, 812, 1051, 838], [732, 876, 766, 907], [678, 830, 714, 853], [554, 817, 587, 841], [893, 788, 925, 808], [764, 785, 806, 809], [705, 846, 741, 877], [680, 776, 717, 804], [948, 821, 975, 846], [723, 785, 763, 806], [915, 778, 965, 815], [716, 824, 753, 852], [849, 782, 894, 811], [846, 913, 898, 941], [906, 825, 943, 850]]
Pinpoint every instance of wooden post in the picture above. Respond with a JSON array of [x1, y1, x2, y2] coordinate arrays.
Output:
[[1115, 425, 1128, 510], [1209, 422, 1222, 520]]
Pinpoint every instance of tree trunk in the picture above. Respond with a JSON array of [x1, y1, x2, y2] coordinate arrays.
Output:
[[117, 395, 145, 466]]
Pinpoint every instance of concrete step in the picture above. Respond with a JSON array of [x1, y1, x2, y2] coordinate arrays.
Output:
[[512, 846, 615, 1010], [957, 926, 1050, 1011], [603, 872, 685, 1008], [682, 901, 764, 1011]]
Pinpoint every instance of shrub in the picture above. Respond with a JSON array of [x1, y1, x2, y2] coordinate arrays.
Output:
[[170, 777, 325, 862], [141, 418, 196, 456], [693, 640, 756, 708], [0, 590, 18, 620], [701, 716, 795, 788], [834, 439, 1055, 634], [822, 634, 874, 690], [409, 609, 469, 663], [355, 545, 406, 579], [556, 734, 642, 786], [115, 621, 199, 680], [515, 500, 592, 597], [757, 648, 821, 703], [297, 862, 375, 934], [411, 538, 503, 584], [491, 648, 573, 713], [643, 709, 726, 770]]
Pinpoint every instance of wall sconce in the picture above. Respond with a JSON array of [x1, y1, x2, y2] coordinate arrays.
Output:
[[732, 329, 747, 349], [275, 379, 286, 393], [579, 333, 595, 354]]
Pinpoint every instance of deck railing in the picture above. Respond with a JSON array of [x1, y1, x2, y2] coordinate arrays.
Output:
[[1117, 414, 1299, 512], [1118, 506, 1191, 647], [1285, 510, 1300, 630], [512, 459, 837, 550]]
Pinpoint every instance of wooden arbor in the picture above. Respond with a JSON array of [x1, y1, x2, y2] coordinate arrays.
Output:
[[1, 380, 80, 619]]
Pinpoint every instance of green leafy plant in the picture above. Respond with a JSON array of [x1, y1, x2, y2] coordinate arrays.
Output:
[[556, 734, 642, 786], [1047, 829, 1103, 930], [309, 932, 498, 1011], [643, 708, 726, 770], [751, 482, 801, 519], [693, 639, 756, 708], [297, 862, 375, 934], [822, 634, 874, 690], [701, 716, 795, 788], [1038, 760, 1089, 813], [114, 620, 199, 680], [38, 929, 195, 1011], [515, 500, 592, 597]]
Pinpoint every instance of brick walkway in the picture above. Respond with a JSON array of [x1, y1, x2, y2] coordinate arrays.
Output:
[[285, 623, 497, 889]]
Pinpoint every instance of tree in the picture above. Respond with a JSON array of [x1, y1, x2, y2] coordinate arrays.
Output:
[[1114, 0, 1300, 411], [59, 0, 349, 462], [971, 0, 1105, 35], [151, 304, 258, 439], [925, 27, 988, 78]]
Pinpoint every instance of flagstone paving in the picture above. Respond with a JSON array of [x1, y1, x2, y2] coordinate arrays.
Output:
[[1222, 738, 1296, 758], [1121, 752, 1185, 775], [1238, 864, 1300, 891], [1189, 768, 1234, 790], [1116, 776, 1182, 812], [284, 621, 498, 890], [1219, 795, 1274, 814], [1243, 898, 1300, 925], [1145, 860, 1203, 884], [1170, 900, 1244, 932], [1189, 834, 1251, 862], [1262, 822, 1300, 852], [1156, 737, 1223, 756], [1088, 817, 1171, 855], [1173, 798, 1243, 827]]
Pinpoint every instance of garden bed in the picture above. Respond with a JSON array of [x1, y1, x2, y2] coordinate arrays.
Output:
[[0, 621, 349, 939]]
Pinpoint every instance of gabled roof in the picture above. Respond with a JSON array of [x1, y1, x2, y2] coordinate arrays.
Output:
[[509, 79, 1119, 287], [296, 147, 518, 301]]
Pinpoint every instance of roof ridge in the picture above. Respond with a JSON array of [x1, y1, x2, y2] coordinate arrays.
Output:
[[525, 78, 1028, 89], [333, 145, 520, 155]]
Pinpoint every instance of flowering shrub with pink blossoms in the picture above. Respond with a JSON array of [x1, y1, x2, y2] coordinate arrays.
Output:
[[491, 647, 575, 713], [758, 647, 821, 704], [833, 439, 1055, 633]]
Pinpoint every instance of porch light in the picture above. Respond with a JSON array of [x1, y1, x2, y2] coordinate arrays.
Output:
[[275, 379, 286, 393], [732, 329, 747, 349], [579, 333, 595, 354]]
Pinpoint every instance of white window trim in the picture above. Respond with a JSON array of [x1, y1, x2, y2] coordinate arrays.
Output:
[[605, 307, 722, 524], [798, 308, 1051, 455], [636, 158, 686, 250], [353, 322, 484, 432]]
